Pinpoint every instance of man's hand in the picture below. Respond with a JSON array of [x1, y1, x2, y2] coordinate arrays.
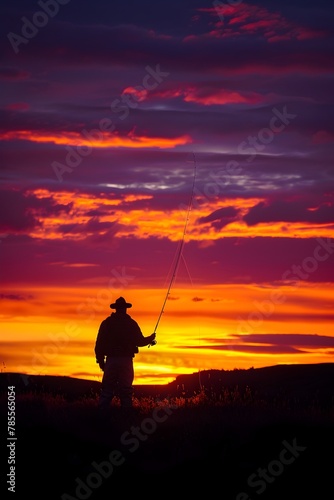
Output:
[[149, 333, 156, 345]]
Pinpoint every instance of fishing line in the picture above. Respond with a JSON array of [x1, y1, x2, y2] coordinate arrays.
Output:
[[149, 153, 197, 347]]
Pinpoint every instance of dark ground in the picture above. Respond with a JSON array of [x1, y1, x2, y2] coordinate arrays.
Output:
[[1, 363, 333, 499]]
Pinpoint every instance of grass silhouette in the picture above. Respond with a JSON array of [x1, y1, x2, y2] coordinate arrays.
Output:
[[1, 364, 333, 499]]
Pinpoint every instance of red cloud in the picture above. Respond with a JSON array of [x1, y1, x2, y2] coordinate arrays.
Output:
[[312, 130, 334, 145], [143, 85, 266, 106], [0, 68, 30, 80], [5, 102, 30, 111], [183, 87, 264, 106], [197, 2, 325, 42], [122, 86, 148, 102]]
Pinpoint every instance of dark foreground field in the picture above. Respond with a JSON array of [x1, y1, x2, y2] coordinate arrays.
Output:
[[1, 363, 333, 499]]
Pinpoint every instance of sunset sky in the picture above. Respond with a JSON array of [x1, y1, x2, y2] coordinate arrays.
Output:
[[1, 0, 334, 384]]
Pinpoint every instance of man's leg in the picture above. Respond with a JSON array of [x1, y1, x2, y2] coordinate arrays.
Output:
[[98, 357, 116, 410], [118, 357, 134, 408]]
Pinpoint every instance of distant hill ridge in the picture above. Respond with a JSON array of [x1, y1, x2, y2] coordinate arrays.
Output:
[[1, 363, 333, 401], [168, 362, 334, 399]]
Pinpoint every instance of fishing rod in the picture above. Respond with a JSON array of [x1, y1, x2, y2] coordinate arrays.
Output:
[[149, 154, 197, 347]]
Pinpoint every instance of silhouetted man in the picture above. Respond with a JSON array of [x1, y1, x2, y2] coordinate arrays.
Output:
[[95, 296, 156, 410]]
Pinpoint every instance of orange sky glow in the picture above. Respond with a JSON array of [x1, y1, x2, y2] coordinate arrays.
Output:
[[2, 278, 334, 385]]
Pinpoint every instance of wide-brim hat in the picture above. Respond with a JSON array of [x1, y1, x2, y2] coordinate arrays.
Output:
[[110, 296, 132, 309]]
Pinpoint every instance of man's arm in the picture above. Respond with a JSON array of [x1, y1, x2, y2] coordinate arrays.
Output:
[[95, 320, 107, 370], [132, 321, 156, 347], [138, 332, 156, 347]]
